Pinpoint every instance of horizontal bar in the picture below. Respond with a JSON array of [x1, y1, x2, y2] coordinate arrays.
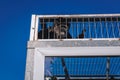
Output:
[[46, 75, 120, 77], [36, 14, 120, 18], [37, 47, 120, 56], [45, 76, 120, 80], [37, 38, 120, 41]]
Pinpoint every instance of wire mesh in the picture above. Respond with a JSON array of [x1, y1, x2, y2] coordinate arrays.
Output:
[[45, 57, 120, 79]]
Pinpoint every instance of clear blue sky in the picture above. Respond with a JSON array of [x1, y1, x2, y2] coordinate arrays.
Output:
[[0, 0, 120, 80]]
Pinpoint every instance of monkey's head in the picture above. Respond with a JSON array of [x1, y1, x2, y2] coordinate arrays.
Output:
[[53, 18, 69, 39]]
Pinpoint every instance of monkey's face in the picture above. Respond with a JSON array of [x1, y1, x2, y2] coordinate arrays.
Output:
[[54, 24, 68, 38]]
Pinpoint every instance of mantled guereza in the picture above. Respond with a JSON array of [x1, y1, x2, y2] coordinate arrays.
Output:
[[38, 18, 72, 39], [52, 18, 71, 39]]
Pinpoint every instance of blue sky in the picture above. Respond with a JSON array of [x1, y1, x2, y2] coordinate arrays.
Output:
[[0, 0, 120, 80]]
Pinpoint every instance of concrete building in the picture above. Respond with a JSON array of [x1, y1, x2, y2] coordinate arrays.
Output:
[[25, 14, 120, 80]]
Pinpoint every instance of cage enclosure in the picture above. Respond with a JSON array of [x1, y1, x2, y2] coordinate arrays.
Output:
[[25, 14, 120, 80]]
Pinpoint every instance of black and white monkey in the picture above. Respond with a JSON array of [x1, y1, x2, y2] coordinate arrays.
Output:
[[52, 18, 71, 39], [38, 18, 72, 39]]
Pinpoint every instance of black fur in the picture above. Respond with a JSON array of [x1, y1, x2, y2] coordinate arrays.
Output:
[[78, 29, 86, 38]]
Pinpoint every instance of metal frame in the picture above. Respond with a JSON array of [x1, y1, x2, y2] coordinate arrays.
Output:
[[32, 47, 120, 80], [37, 14, 120, 18], [30, 14, 120, 41], [25, 14, 120, 80], [45, 76, 120, 80]]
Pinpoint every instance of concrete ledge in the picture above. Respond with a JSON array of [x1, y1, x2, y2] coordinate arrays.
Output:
[[36, 47, 120, 56], [27, 40, 120, 48]]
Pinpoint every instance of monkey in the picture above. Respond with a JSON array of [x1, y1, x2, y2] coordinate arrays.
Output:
[[38, 18, 72, 39], [52, 18, 72, 39], [77, 29, 86, 38]]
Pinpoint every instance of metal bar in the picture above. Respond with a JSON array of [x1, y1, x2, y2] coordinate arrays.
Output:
[[37, 14, 120, 18], [42, 18, 44, 39], [86, 57, 88, 76], [33, 49, 45, 80], [37, 38, 119, 42], [109, 19, 113, 38], [105, 18, 109, 38], [71, 18, 73, 39], [76, 57, 79, 76], [96, 57, 99, 77], [116, 17, 120, 37], [110, 57, 114, 75], [103, 19, 106, 38], [116, 57, 120, 77], [66, 18, 68, 39], [54, 18, 56, 39], [111, 17, 115, 38], [94, 18, 97, 38], [88, 57, 90, 75], [103, 19, 107, 38], [38, 47, 120, 56], [48, 74, 120, 77], [77, 18, 79, 39], [99, 18, 103, 38], [112, 58, 119, 77], [113, 20, 117, 38], [81, 58, 83, 75], [48, 18, 50, 39], [60, 18, 61, 39], [34, 16, 39, 40], [61, 57, 70, 80], [83, 18, 85, 38], [98, 20, 101, 38], [30, 15, 36, 41], [48, 76, 120, 80], [88, 18, 91, 38], [106, 57, 110, 80]]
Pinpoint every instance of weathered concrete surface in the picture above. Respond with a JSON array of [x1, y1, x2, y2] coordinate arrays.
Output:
[[28, 40, 120, 48]]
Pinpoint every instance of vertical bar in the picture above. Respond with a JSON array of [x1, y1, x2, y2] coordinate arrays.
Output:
[[106, 57, 110, 80], [60, 17, 61, 39], [82, 18, 85, 38], [48, 18, 50, 39], [94, 18, 97, 38], [70, 18, 73, 39], [66, 18, 68, 39], [54, 18, 56, 39], [42, 18, 44, 39], [116, 17, 120, 37], [105, 17, 109, 38], [34, 16, 39, 40], [61, 57, 70, 80], [88, 18, 91, 38], [99, 18, 103, 38], [30, 15, 36, 41], [76, 18, 79, 38], [77, 18, 79, 39], [111, 17, 115, 38], [33, 49, 45, 80]]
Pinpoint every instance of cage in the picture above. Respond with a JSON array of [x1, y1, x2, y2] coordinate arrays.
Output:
[[25, 14, 120, 80]]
